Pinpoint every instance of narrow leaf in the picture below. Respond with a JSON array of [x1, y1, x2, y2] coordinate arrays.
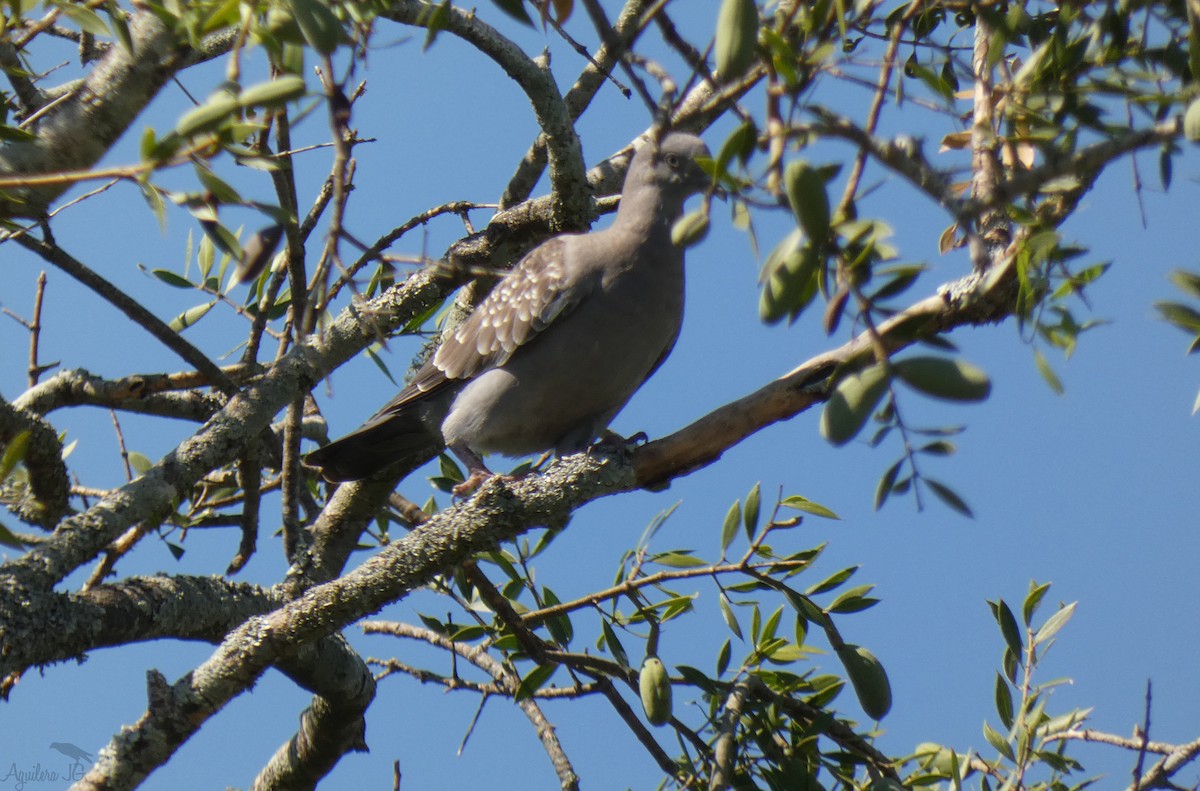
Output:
[[719, 594, 743, 640], [514, 663, 557, 701], [994, 673, 1014, 730], [780, 494, 840, 519], [168, 301, 216, 332], [1034, 602, 1076, 645], [720, 499, 741, 552], [743, 482, 761, 538], [926, 478, 974, 518]]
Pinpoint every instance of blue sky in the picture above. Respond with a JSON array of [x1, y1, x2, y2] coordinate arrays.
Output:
[[2, 2, 1198, 788]]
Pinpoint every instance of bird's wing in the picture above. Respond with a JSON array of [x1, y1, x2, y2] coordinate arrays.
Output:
[[370, 235, 588, 416], [435, 236, 582, 379]]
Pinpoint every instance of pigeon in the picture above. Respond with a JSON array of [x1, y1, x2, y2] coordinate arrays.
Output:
[[306, 132, 712, 489]]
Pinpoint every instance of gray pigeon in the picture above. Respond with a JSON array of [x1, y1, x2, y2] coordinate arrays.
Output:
[[306, 132, 712, 488]]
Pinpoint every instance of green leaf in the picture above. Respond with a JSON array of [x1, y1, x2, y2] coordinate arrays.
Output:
[[1022, 581, 1051, 626], [714, 0, 758, 83], [0, 431, 31, 482], [760, 230, 820, 324], [671, 208, 709, 247], [1155, 301, 1200, 334], [107, 0, 133, 53], [514, 663, 557, 701], [719, 593, 743, 640], [365, 347, 398, 386], [175, 95, 240, 138], [766, 643, 806, 663], [168, 301, 216, 332], [652, 551, 708, 568], [806, 565, 858, 596], [835, 644, 892, 720], [149, 268, 194, 289], [1034, 602, 1076, 645], [983, 720, 1015, 762], [720, 499, 741, 552], [783, 588, 827, 626], [784, 159, 831, 244], [490, 0, 533, 26], [237, 75, 307, 108], [1168, 269, 1200, 300], [600, 620, 629, 669], [926, 478, 973, 518], [288, 0, 342, 54], [0, 521, 25, 549], [759, 604, 783, 644], [991, 598, 1024, 662], [743, 482, 760, 539], [194, 165, 242, 205], [1033, 347, 1064, 395], [420, 0, 452, 49], [0, 124, 36, 142], [675, 664, 720, 696], [199, 220, 244, 262], [780, 494, 840, 519], [541, 587, 572, 646], [166, 542, 185, 560], [994, 673, 1014, 730], [52, 0, 110, 35], [827, 597, 880, 616], [893, 356, 991, 402], [716, 638, 731, 676], [874, 458, 903, 511], [821, 364, 890, 446], [127, 451, 153, 475]]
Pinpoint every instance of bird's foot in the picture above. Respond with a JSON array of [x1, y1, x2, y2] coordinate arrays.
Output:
[[451, 469, 493, 497], [591, 429, 649, 453]]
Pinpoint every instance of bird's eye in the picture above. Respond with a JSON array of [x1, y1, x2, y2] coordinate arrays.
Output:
[[664, 153, 681, 168]]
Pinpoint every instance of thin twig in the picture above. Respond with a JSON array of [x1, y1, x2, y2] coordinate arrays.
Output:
[[10, 233, 237, 395], [27, 272, 49, 386]]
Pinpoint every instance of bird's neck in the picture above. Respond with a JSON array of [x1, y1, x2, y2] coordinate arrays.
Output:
[[611, 185, 682, 242]]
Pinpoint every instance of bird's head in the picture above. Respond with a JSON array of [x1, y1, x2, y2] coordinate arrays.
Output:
[[620, 132, 715, 224], [643, 132, 713, 194]]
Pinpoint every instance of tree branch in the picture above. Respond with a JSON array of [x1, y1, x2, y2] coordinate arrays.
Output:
[[0, 396, 69, 527], [0, 13, 187, 217], [10, 233, 238, 396], [363, 621, 579, 790], [14, 367, 234, 421], [381, 0, 589, 232], [499, 0, 656, 209]]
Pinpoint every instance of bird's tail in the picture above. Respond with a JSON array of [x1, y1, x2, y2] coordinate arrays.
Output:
[[305, 411, 443, 482]]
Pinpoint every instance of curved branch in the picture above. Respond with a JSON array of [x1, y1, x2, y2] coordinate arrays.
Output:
[[14, 367, 231, 420], [0, 396, 69, 527], [499, 0, 656, 209], [364, 621, 579, 790], [249, 635, 376, 791], [1, 267, 444, 591], [632, 260, 1019, 488], [76, 452, 631, 787], [382, 0, 589, 232]]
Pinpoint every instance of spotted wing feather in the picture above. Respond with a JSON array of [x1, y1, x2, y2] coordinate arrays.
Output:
[[370, 236, 583, 418]]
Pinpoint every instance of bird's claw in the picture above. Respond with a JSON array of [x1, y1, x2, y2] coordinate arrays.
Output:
[[452, 470, 493, 497]]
